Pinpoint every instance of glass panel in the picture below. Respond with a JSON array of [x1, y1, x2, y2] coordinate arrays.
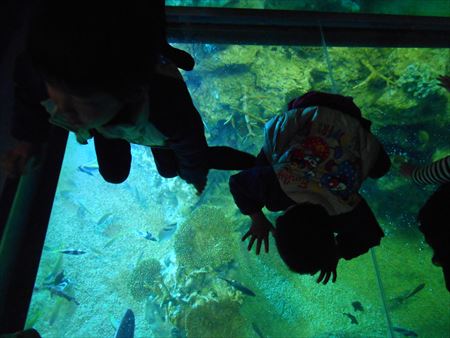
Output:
[[165, 0, 450, 17], [324, 46, 450, 336], [26, 43, 449, 337]]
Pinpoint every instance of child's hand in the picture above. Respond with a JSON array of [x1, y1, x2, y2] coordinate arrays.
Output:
[[437, 75, 450, 92], [315, 254, 339, 285], [242, 213, 275, 255]]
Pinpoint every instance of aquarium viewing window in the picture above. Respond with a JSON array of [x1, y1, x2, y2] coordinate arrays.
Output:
[[0, 3, 449, 338]]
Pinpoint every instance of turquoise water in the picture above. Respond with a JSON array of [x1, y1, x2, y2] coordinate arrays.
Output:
[[165, 0, 450, 17], [26, 44, 449, 337]]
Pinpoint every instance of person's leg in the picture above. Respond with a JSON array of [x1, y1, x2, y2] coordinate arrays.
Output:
[[150, 147, 178, 178], [93, 132, 131, 184], [207, 146, 256, 170]]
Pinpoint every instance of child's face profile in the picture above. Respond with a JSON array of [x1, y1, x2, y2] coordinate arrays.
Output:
[[45, 83, 124, 130]]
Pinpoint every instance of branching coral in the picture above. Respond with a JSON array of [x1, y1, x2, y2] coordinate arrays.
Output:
[[397, 64, 440, 99], [173, 206, 239, 272], [128, 258, 163, 301]]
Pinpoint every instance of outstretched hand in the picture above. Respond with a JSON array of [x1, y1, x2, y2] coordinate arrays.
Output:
[[242, 212, 275, 255], [315, 253, 339, 285]]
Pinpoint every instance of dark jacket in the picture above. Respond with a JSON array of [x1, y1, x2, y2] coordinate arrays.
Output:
[[11, 52, 208, 184]]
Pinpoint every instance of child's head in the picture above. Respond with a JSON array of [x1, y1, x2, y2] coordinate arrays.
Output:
[[27, 0, 165, 101], [275, 203, 337, 275], [418, 183, 450, 291]]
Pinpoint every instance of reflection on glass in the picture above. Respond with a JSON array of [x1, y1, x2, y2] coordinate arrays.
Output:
[[165, 0, 450, 17], [26, 43, 449, 337]]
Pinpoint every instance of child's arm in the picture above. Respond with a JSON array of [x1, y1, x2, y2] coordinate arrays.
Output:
[[151, 71, 209, 189], [229, 166, 282, 254], [1, 53, 51, 177], [404, 156, 450, 185], [11, 52, 51, 143]]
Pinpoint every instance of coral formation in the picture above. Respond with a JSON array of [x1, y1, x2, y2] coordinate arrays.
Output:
[[173, 206, 239, 272], [185, 299, 249, 338], [128, 258, 163, 301]]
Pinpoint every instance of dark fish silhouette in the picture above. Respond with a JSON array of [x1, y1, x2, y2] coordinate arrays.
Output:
[[390, 283, 425, 307], [393, 327, 418, 337], [405, 283, 425, 300], [60, 249, 87, 255], [343, 312, 358, 324], [351, 301, 364, 312], [78, 163, 99, 176], [219, 277, 256, 296], [115, 309, 135, 338], [136, 230, 158, 242], [252, 322, 265, 338]]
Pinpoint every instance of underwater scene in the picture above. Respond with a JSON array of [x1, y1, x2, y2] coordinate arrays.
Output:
[[165, 0, 450, 17], [26, 43, 449, 337]]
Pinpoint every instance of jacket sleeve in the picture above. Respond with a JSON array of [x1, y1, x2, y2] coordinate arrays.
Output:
[[149, 66, 208, 184], [229, 167, 270, 215], [11, 52, 51, 143], [412, 156, 450, 185]]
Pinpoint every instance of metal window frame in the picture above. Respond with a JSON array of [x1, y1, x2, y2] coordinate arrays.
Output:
[[166, 6, 450, 47]]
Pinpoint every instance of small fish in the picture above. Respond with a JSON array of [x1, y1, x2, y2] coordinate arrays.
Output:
[[114, 309, 135, 338], [97, 213, 115, 227], [351, 301, 364, 312], [405, 283, 425, 300], [252, 322, 265, 338], [158, 223, 178, 241], [343, 312, 358, 325], [59, 249, 87, 255], [47, 285, 80, 305], [136, 230, 158, 242], [390, 283, 425, 307], [393, 327, 418, 337], [104, 235, 120, 248], [77, 162, 99, 176], [219, 277, 256, 296], [43, 270, 67, 287]]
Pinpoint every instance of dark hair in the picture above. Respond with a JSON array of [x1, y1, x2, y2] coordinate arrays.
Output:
[[275, 203, 337, 275], [27, 0, 166, 100]]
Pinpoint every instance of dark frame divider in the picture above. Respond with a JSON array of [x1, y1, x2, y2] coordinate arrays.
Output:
[[166, 6, 450, 47], [0, 126, 68, 333]]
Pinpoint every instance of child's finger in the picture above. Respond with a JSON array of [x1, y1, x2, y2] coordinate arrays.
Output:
[[242, 231, 251, 241], [322, 272, 331, 285], [316, 271, 325, 283], [256, 240, 261, 255], [248, 236, 256, 251]]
